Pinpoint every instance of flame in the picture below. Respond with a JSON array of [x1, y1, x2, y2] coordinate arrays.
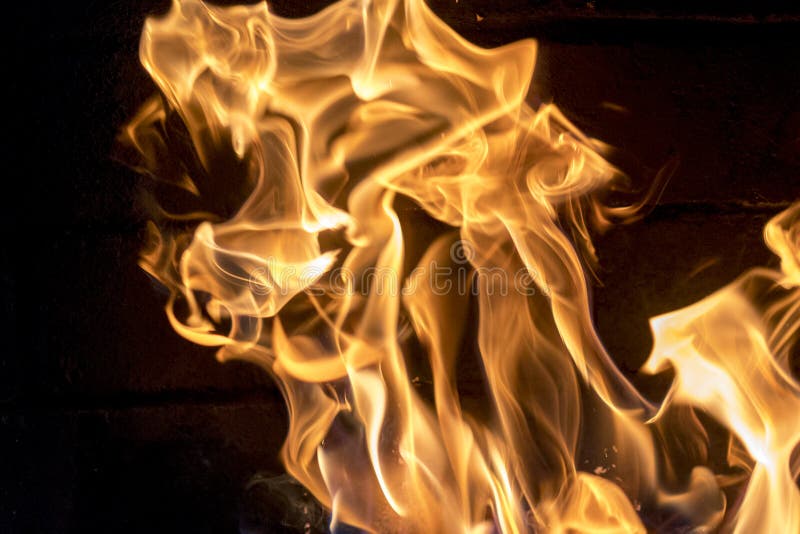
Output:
[[643, 204, 800, 533], [122, 0, 800, 532]]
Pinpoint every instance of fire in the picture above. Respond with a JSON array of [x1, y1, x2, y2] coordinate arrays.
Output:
[[122, 0, 800, 532]]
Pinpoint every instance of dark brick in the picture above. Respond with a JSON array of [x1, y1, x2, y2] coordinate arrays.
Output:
[[532, 42, 800, 204], [591, 207, 780, 382], [4, 231, 273, 402], [1, 400, 287, 533]]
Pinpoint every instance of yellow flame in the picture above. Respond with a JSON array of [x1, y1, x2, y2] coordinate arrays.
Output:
[[643, 206, 800, 533], [123, 0, 800, 531]]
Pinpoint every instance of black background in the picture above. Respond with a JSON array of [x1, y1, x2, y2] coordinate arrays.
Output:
[[3, 1, 799, 532]]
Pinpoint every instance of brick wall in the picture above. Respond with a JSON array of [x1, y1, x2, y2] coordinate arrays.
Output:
[[3, 1, 798, 531]]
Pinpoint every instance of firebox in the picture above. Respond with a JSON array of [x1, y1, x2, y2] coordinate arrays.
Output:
[[4, 1, 799, 533]]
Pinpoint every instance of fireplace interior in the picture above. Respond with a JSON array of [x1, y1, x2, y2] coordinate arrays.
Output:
[[3, 1, 799, 532]]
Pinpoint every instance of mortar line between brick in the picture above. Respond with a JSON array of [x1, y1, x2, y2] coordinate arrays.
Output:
[[0, 389, 285, 416]]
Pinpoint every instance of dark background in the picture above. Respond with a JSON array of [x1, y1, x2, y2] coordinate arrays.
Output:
[[3, 1, 799, 532]]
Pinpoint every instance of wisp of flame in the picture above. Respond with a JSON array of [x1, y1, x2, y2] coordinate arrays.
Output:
[[122, 0, 800, 532]]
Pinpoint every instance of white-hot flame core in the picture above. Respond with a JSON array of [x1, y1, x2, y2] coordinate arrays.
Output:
[[124, 0, 800, 532]]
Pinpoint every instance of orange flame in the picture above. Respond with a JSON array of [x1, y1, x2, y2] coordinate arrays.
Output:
[[122, 0, 800, 531]]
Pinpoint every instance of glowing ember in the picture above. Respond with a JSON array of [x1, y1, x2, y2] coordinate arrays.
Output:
[[122, 0, 800, 531]]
